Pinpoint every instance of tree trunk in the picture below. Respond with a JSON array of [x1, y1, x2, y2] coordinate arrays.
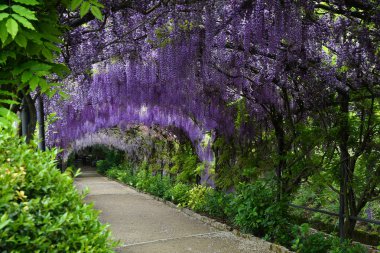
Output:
[[21, 94, 37, 143], [337, 91, 350, 240], [36, 95, 46, 151], [272, 112, 287, 200]]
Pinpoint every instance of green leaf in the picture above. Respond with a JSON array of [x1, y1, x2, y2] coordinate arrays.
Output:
[[26, 42, 42, 56], [0, 99, 19, 105], [41, 48, 53, 61], [24, 30, 42, 44], [0, 108, 11, 117], [11, 5, 37, 20], [44, 42, 61, 52], [0, 90, 17, 98], [46, 89, 57, 98], [51, 63, 70, 77], [90, 6, 102, 20], [29, 75, 39, 90], [89, 0, 104, 8], [30, 63, 51, 72], [6, 18, 18, 39], [0, 5, 8, 11], [39, 79, 49, 92], [21, 71, 33, 83], [12, 0, 40, 6], [12, 14, 35, 30], [0, 214, 11, 230], [0, 13, 9, 22], [71, 0, 83, 10], [15, 33, 27, 48], [80, 2, 90, 18], [0, 21, 8, 44], [0, 79, 18, 85]]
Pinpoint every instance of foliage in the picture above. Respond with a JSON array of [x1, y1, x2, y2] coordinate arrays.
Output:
[[0, 0, 103, 132], [0, 123, 115, 252], [201, 190, 231, 220], [95, 149, 124, 175], [135, 170, 172, 198], [164, 182, 192, 206], [291, 224, 333, 253], [187, 185, 214, 212], [106, 164, 136, 187], [169, 141, 202, 184], [231, 181, 290, 244], [292, 224, 368, 253], [99, 156, 373, 250]]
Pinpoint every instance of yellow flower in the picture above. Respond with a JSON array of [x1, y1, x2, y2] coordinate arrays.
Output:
[[19, 167, 26, 175], [16, 190, 27, 200]]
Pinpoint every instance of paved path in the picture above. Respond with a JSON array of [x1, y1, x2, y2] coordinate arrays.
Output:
[[74, 167, 276, 253]]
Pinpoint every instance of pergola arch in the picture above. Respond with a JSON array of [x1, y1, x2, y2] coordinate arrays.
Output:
[[46, 58, 227, 186], [62, 120, 214, 184]]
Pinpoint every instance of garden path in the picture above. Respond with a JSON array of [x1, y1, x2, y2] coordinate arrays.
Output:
[[74, 166, 276, 253]]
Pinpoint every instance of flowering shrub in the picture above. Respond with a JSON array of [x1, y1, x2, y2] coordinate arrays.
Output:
[[0, 126, 115, 252]]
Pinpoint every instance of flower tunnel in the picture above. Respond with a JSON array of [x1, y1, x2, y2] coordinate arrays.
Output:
[[46, 57, 226, 186]]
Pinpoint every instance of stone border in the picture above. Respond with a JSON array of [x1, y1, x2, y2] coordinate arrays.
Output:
[[104, 176, 293, 253], [150, 196, 292, 253]]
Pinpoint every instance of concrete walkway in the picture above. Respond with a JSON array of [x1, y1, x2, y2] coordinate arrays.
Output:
[[74, 167, 276, 253]]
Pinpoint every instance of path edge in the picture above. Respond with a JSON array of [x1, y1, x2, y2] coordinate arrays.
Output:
[[102, 175, 293, 253]]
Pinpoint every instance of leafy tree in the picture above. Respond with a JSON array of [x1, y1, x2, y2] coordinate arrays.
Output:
[[0, 0, 103, 140]]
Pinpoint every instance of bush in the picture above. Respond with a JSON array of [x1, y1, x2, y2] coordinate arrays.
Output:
[[135, 170, 172, 198], [0, 126, 115, 252], [96, 160, 111, 175], [135, 169, 150, 191], [105, 166, 121, 179], [231, 181, 290, 244], [96, 149, 124, 174], [187, 185, 214, 212], [202, 190, 231, 220], [292, 224, 368, 253], [164, 182, 192, 205], [330, 239, 367, 253], [106, 164, 136, 187], [291, 224, 332, 253]]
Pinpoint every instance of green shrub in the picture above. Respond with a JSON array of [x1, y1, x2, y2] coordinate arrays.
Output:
[[202, 190, 231, 220], [105, 167, 120, 179], [135, 169, 150, 191], [147, 174, 172, 198], [96, 149, 124, 174], [292, 224, 368, 253], [135, 170, 172, 198], [96, 159, 111, 175], [164, 182, 192, 205], [119, 170, 137, 187], [187, 185, 214, 212], [291, 224, 332, 253], [0, 126, 115, 252], [330, 238, 368, 253], [231, 181, 290, 244]]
